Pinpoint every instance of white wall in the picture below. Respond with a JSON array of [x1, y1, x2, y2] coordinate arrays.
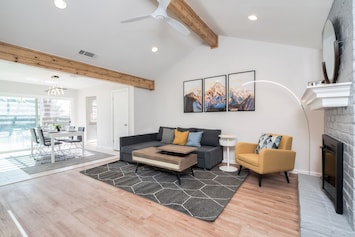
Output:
[[134, 36, 325, 175], [77, 82, 134, 150], [133, 87, 158, 134]]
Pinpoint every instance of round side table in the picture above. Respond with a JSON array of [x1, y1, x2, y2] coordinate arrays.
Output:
[[219, 135, 238, 172]]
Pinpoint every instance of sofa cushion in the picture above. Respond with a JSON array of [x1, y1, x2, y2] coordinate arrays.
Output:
[[196, 128, 221, 147], [173, 129, 189, 145], [177, 127, 197, 132], [161, 127, 175, 143], [186, 131, 204, 147], [176, 127, 221, 147], [255, 134, 282, 154], [157, 126, 176, 141], [196, 145, 219, 153]]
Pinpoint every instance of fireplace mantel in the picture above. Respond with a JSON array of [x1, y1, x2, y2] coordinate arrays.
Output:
[[301, 82, 352, 110]]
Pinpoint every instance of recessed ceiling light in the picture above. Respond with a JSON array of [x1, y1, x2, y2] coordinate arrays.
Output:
[[248, 14, 258, 21], [152, 46, 158, 53], [54, 0, 67, 9]]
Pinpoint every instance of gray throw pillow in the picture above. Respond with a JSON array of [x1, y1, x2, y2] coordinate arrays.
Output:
[[161, 128, 175, 143], [157, 126, 175, 140]]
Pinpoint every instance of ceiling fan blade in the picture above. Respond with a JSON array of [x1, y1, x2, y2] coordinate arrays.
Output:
[[152, 0, 169, 19], [165, 17, 190, 36], [121, 15, 151, 23], [121, 0, 190, 36], [123, 0, 169, 23], [158, 0, 171, 10]]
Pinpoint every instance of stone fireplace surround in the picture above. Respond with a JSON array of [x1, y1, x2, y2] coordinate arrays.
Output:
[[320, 0, 355, 230]]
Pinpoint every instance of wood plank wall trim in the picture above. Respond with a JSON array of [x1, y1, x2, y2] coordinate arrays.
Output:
[[169, 0, 218, 49], [0, 42, 155, 91]]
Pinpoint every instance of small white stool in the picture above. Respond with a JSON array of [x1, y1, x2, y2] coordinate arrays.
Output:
[[219, 135, 238, 172]]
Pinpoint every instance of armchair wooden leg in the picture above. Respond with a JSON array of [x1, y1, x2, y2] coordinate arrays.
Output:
[[284, 171, 290, 183], [238, 165, 242, 175], [258, 174, 262, 187]]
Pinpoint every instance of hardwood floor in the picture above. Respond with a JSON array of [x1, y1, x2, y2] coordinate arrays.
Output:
[[0, 163, 299, 237]]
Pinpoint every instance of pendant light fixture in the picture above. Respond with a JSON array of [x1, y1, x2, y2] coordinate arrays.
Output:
[[47, 75, 64, 95]]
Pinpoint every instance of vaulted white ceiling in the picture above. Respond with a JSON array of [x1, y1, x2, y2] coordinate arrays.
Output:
[[0, 0, 333, 89]]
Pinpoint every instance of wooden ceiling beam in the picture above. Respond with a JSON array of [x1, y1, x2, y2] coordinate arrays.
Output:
[[169, 0, 218, 48], [0, 42, 155, 90]]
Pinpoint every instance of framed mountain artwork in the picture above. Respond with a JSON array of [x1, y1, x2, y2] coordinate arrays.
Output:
[[204, 75, 227, 112], [183, 79, 203, 113], [228, 70, 255, 111]]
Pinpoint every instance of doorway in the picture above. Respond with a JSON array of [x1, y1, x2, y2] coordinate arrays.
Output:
[[86, 96, 97, 143], [112, 88, 131, 151]]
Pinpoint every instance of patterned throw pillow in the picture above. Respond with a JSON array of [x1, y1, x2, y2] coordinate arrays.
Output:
[[173, 129, 189, 145], [255, 134, 283, 154], [186, 131, 204, 147]]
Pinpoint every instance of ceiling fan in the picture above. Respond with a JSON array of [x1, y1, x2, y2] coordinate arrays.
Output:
[[121, 0, 190, 36]]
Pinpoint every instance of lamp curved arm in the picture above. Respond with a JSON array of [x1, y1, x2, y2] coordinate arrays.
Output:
[[242, 80, 311, 174]]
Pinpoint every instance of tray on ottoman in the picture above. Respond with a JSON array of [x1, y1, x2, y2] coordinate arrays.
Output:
[[157, 144, 197, 156]]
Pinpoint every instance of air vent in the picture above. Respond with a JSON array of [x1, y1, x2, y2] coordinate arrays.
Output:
[[78, 49, 96, 58]]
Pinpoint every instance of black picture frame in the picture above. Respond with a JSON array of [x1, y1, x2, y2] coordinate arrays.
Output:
[[183, 79, 203, 113], [204, 75, 227, 112], [228, 70, 255, 111]]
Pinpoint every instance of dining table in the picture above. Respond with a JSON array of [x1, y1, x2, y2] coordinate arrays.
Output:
[[45, 130, 85, 163]]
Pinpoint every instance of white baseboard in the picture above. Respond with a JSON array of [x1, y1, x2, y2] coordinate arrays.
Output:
[[292, 169, 321, 177]]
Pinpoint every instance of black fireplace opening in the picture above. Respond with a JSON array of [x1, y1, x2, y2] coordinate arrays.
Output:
[[322, 134, 343, 214]]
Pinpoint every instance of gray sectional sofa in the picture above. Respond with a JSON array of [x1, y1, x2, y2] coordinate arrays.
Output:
[[119, 126, 223, 169]]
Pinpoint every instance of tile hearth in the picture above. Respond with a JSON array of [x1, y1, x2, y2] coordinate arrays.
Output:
[[298, 174, 355, 237]]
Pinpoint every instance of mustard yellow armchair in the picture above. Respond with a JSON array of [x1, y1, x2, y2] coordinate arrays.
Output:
[[235, 134, 296, 187]]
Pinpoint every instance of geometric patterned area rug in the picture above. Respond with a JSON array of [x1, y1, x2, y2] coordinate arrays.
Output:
[[80, 161, 248, 221], [5, 150, 114, 175]]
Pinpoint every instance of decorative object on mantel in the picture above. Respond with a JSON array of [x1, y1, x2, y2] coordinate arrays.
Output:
[[307, 80, 323, 87], [183, 79, 203, 113], [47, 75, 65, 96], [228, 70, 255, 111], [204, 75, 227, 112], [322, 19, 340, 84], [301, 82, 352, 110]]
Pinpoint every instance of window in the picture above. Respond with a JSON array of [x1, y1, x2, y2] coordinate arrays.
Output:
[[39, 98, 71, 127], [87, 96, 97, 125], [0, 96, 71, 153]]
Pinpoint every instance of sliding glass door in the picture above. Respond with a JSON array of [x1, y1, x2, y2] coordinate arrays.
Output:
[[0, 96, 71, 153]]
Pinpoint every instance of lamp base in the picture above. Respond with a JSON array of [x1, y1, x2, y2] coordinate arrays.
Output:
[[219, 165, 238, 172]]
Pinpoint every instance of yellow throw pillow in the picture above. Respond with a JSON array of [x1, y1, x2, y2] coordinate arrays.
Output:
[[173, 129, 189, 145]]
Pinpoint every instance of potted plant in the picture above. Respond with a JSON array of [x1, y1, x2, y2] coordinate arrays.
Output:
[[55, 124, 61, 132]]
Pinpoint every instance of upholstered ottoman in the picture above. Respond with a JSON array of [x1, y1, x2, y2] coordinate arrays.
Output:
[[132, 145, 197, 184]]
